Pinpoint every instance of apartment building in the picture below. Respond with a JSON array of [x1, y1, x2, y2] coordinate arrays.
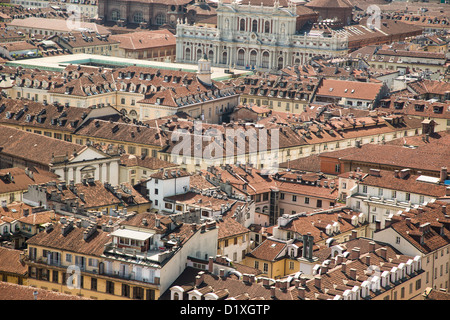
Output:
[[25, 212, 218, 299], [110, 30, 176, 62], [0, 247, 28, 285], [166, 237, 425, 300], [342, 168, 450, 238], [0, 126, 121, 185], [319, 131, 450, 177], [0, 167, 59, 204], [373, 201, 450, 292]]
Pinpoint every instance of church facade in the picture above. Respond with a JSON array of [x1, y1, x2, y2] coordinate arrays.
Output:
[[175, 0, 349, 71]]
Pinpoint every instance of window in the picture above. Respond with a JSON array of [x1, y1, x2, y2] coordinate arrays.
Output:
[[419, 195, 424, 204], [164, 202, 172, 210], [52, 270, 58, 283], [396, 237, 401, 244], [378, 188, 383, 196], [154, 189, 158, 195], [362, 185, 368, 193], [133, 12, 143, 23], [263, 263, 268, 273], [289, 261, 294, 270], [91, 278, 97, 291], [415, 279, 421, 290], [234, 237, 238, 245], [406, 193, 411, 201], [106, 281, 115, 295], [356, 201, 361, 209], [233, 252, 237, 261], [224, 239, 229, 247], [155, 13, 166, 25], [280, 193, 285, 200], [317, 200, 322, 208], [66, 254, 72, 263], [401, 287, 405, 299], [305, 197, 310, 204], [254, 261, 259, 269], [122, 284, 130, 297], [292, 195, 297, 202]]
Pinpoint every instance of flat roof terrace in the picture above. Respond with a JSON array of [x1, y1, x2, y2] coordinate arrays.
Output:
[[5, 53, 251, 81]]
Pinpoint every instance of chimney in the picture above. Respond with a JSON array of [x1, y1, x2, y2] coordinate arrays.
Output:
[[23, 208, 30, 217], [336, 254, 344, 265], [208, 256, 214, 273], [406, 218, 411, 228], [314, 276, 322, 289], [249, 274, 255, 284], [385, 219, 392, 228], [369, 169, 381, 177], [270, 286, 276, 299], [155, 218, 160, 228], [380, 247, 387, 260], [341, 261, 347, 274], [294, 279, 300, 288], [351, 230, 358, 240], [297, 287, 306, 299], [219, 269, 225, 278], [263, 278, 270, 287], [399, 168, 410, 179], [440, 167, 448, 183], [394, 170, 400, 178], [369, 241, 376, 253], [349, 268, 357, 280], [365, 255, 371, 266], [350, 247, 360, 260], [299, 276, 307, 287], [195, 274, 203, 287]]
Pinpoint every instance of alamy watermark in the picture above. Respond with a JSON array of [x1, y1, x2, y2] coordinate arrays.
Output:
[[170, 121, 280, 174]]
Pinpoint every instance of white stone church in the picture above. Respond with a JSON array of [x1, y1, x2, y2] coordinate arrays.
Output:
[[175, 0, 349, 71]]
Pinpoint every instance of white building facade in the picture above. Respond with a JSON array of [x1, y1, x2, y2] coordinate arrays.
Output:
[[175, 0, 349, 71]]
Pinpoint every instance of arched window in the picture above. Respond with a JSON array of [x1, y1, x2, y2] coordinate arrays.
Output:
[[222, 51, 227, 65], [120, 109, 127, 116], [111, 10, 120, 21], [240, 19, 245, 31], [252, 19, 258, 32], [264, 20, 270, 33], [208, 50, 213, 61], [185, 47, 191, 61], [294, 58, 300, 65], [173, 292, 180, 300], [2, 226, 7, 235], [250, 50, 257, 67], [277, 56, 284, 70], [237, 49, 245, 66], [133, 12, 143, 23], [129, 110, 138, 119], [196, 49, 202, 61], [262, 51, 269, 68], [155, 13, 166, 25]]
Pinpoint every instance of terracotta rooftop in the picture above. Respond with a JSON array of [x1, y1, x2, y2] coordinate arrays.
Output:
[[26, 222, 111, 257], [0, 247, 27, 275], [0, 282, 89, 300], [110, 29, 175, 50], [0, 167, 59, 194]]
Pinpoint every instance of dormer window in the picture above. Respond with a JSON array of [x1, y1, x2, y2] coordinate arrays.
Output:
[[433, 106, 443, 113]]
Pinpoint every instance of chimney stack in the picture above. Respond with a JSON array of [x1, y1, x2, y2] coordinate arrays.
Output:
[[314, 276, 322, 289], [394, 170, 400, 178], [440, 167, 448, 183], [299, 275, 307, 287], [443, 205, 447, 215], [351, 247, 360, 260], [380, 247, 387, 260], [349, 268, 357, 280], [365, 255, 371, 266], [297, 287, 306, 299], [342, 261, 347, 273], [270, 286, 276, 299], [208, 256, 214, 273], [336, 254, 344, 265], [219, 269, 225, 278], [369, 241, 376, 253]]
